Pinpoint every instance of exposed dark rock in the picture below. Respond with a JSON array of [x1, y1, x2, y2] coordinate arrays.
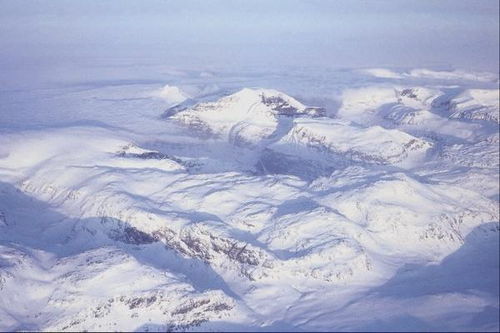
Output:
[[118, 227, 157, 245], [400, 88, 418, 99]]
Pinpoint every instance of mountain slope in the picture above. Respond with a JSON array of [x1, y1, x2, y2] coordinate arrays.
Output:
[[0, 73, 498, 331]]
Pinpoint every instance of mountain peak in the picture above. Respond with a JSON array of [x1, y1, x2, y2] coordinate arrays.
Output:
[[164, 88, 325, 145]]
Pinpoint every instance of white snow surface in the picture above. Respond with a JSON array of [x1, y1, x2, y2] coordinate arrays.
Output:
[[0, 67, 498, 332], [151, 85, 191, 104], [448, 89, 500, 123]]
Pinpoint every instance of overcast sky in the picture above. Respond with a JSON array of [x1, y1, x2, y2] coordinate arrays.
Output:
[[0, 0, 498, 72]]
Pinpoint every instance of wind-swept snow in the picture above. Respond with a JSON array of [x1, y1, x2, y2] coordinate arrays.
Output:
[[0, 67, 498, 332]]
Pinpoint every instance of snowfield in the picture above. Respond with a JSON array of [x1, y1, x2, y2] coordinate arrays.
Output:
[[0, 67, 498, 332]]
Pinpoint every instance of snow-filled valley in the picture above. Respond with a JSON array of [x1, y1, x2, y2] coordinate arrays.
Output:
[[0, 65, 499, 331]]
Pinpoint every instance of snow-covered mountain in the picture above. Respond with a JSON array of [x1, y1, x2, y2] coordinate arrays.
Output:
[[0, 68, 498, 332], [165, 88, 324, 145], [267, 118, 431, 165], [448, 89, 500, 124]]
